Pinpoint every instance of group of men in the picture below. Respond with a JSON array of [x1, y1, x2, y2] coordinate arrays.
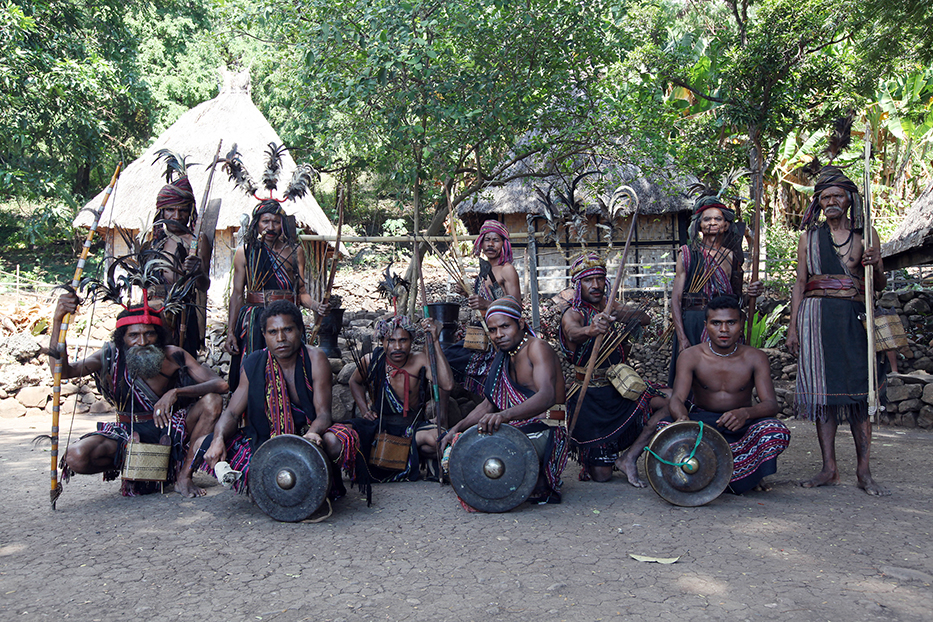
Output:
[[48, 164, 890, 514]]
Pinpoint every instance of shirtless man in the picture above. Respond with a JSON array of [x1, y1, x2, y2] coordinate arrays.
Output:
[[224, 200, 327, 389], [786, 166, 888, 495], [150, 177, 212, 355], [346, 315, 454, 481], [203, 301, 365, 499], [464, 220, 521, 312], [51, 291, 227, 498], [669, 295, 790, 493], [443, 296, 569, 504]]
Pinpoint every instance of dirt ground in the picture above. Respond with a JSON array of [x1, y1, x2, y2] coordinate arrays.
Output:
[[1, 411, 931, 622]]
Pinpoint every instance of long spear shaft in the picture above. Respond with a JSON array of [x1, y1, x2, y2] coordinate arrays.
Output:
[[418, 265, 446, 484], [308, 186, 344, 344], [567, 203, 639, 435], [50, 162, 122, 508], [864, 122, 878, 423]]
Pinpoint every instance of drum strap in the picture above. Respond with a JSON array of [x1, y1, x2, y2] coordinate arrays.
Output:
[[643, 421, 704, 466]]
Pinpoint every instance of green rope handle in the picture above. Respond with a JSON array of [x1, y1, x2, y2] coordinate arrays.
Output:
[[643, 421, 705, 466]]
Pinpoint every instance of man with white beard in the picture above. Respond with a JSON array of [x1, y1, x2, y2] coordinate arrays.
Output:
[[49, 291, 228, 497]]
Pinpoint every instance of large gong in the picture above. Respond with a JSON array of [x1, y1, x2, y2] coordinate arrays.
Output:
[[250, 434, 332, 522], [645, 421, 733, 507], [448, 424, 539, 513]]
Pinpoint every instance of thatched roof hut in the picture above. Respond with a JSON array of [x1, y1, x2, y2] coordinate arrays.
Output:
[[881, 183, 933, 270], [74, 68, 340, 305]]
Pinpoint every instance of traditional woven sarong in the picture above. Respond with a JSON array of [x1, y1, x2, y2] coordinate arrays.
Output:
[[230, 243, 299, 390], [480, 349, 569, 504], [442, 272, 505, 394], [60, 344, 191, 496], [344, 348, 435, 483], [660, 408, 790, 494], [669, 244, 740, 385], [199, 347, 369, 502], [795, 224, 886, 423], [559, 302, 654, 478]]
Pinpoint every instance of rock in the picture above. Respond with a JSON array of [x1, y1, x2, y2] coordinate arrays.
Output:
[[331, 383, 355, 422], [896, 289, 917, 303], [328, 358, 344, 374], [895, 412, 917, 427], [0, 398, 26, 418], [0, 367, 31, 393], [887, 376, 904, 387], [904, 298, 931, 315], [878, 292, 900, 308], [781, 363, 797, 375], [917, 405, 933, 429], [0, 388, 6, 399], [16, 386, 51, 409], [349, 319, 372, 328], [0, 332, 41, 363], [337, 363, 358, 385], [80, 392, 96, 404], [898, 398, 922, 413], [886, 384, 921, 402], [913, 357, 933, 373], [890, 371, 933, 384], [922, 383, 933, 405], [61, 382, 79, 396], [89, 400, 112, 414]]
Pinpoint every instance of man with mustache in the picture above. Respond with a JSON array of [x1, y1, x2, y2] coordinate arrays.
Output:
[[203, 301, 368, 502], [149, 176, 212, 356], [49, 291, 227, 498], [786, 166, 889, 496], [225, 199, 328, 390], [560, 252, 669, 486], [443, 296, 569, 506], [346, 315, 454, 482], [669, 295, 790, 494]]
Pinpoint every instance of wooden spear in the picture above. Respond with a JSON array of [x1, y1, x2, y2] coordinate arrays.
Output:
[[863, 121, 879, 423], [50, 162, 122, 508], [418, 264, 446, 484], [567, 192, 639, 435], [308, 186, 344, 344]]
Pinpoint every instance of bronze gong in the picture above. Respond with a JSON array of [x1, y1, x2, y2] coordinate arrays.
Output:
[[645, 421, 733, 507], [250, 434, 332, 522]]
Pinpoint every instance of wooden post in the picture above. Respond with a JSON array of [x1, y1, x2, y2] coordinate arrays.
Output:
[[526, 217, 541, 332]]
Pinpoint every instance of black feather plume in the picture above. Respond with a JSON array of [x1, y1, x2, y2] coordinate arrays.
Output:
[[284, 163, 319, 201], [262, 142, 288, 191], [222, 144, 257, 197], [153, 149, 189, 183], [824, 111, 854, 164]]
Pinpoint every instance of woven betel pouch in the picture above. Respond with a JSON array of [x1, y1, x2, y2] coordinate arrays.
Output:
[[122, 441, 171, 482], [463, 324, 490, 351], [607, 363, 647, 400], [866, 308, 909, 353], [370, 432, 411, 470]]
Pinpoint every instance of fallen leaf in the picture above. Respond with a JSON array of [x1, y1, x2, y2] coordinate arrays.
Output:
[[629, 553, 681, 564]]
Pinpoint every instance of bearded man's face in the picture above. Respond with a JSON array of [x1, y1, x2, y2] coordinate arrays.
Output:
[[126, 345, 165, 379]]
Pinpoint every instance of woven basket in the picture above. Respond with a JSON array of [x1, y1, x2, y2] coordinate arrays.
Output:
[[370, 432, 411, 471], [463, 324, 490, 351], [607, 363, 647, 400], [122, 441, 171, 482], [869, 312, 909, 353]]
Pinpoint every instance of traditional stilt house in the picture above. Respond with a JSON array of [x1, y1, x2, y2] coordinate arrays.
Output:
[[73, 69, 341, 309], [881, 183, 933, 271]]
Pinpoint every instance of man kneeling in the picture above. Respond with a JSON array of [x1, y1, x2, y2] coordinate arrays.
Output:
[[442, 296, 569, 506], [669, 295, 790, 493], [202, 301, 368, 502]]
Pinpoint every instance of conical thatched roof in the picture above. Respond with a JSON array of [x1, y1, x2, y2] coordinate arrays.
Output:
[[881, 183, 933, 270], [74, 69, 339, 246]]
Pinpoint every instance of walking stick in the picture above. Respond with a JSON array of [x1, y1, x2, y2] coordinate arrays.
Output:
[[745, 173, 762, 344], [863, 122, 879, 423], [178, 139, 222, 349], [308, 186, 344, 344], [50, 162, 122, 508], [419, 262, 446, 484], [567, 190, 639, 435]]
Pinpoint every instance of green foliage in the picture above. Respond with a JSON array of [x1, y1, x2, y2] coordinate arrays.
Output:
[[382, 217, 408, 237], [749, 302, 788, 349], [763, 220, 799, 295]]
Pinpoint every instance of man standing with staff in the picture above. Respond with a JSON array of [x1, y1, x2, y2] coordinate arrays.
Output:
[[787, 166, 889, 496]]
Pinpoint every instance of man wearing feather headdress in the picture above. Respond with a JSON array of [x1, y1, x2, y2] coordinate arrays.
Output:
[[787, 166, 889, 496], [345, 315, 454, 482], [669, 193, 763, 386], [559, 252, 668, 486], [49, 291, 228, 498], [222, 144, 329, 391], [150, 169, 212, 356]]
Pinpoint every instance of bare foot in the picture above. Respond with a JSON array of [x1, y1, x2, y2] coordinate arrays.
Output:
[[857, 476, 891, 497], [614, 451, 647, 488], [174, 477, 206, 498], [801, 469, 839, 488], [753, 480, 773, 492]]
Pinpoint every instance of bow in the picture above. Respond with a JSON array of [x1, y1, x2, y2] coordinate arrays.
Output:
[[863, 121, 879, 423], [49, 162, 122, 508], [308, 185, 344, 344], [418, 258, 446, 484]]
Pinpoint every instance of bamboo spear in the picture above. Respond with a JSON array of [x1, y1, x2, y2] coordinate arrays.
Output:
[[567, 192, 639, 435], [49, 162, 122, 508], [308, 186, 344, 344], [418, 264, 446, 484], [863, 122, 879, 423]]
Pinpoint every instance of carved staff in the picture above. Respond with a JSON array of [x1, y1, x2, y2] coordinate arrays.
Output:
[[49, 162, 122, 508], [419, 264, 446, 484], [308, 186, 344, 344], [863, 122, 879, 423], [178, 139, 222, 348], [567, 190, 639, 435]]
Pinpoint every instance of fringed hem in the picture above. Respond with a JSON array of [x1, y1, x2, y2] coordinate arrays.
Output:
[[796, 402, 869, 424]]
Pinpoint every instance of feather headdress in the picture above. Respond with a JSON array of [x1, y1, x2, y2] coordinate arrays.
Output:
[[223, 142, 319, 203]]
